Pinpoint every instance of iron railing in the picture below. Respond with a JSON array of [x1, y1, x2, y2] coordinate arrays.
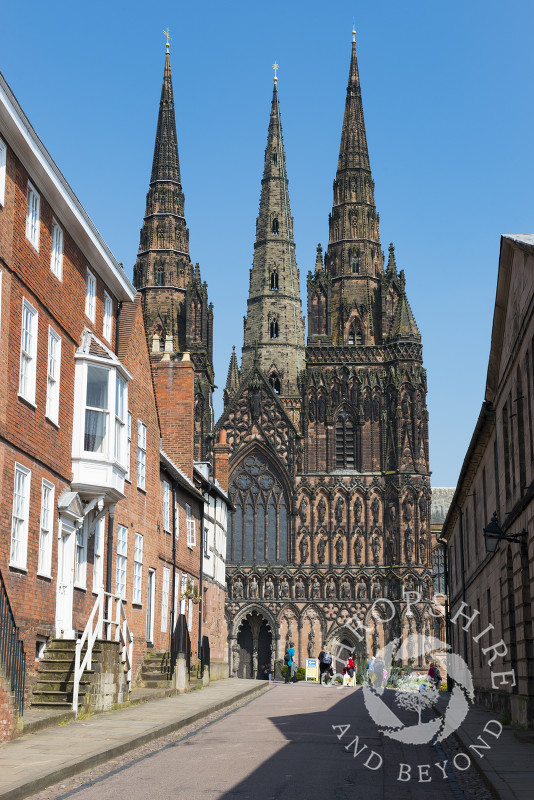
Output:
[[200, 635, 210, 677], [170, 613, 191, 679], [0, 568, 25, 716]]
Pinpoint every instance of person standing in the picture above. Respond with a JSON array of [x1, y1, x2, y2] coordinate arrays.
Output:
[[366, 655, 375, 685], [318, 646, 332, 684], [346, 656, 355, 687], [373, 655, 384, 688], [285, 641, 297, 683]]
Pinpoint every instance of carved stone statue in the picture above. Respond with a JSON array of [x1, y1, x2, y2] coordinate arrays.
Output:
[[404, 576, 415, 595], [312, 578, 321, 599], [372, 579, 382, 599], [307, 629, 316, 658], [326, 578, 336, 599], [295, 578, 305, 599], [402, 392, 411, 419], [335, 497, 345, 525], [341, 577, 351, 599], [234, 578, 243, 600], [354, 497, 363, 525], [388, 503, 396, 528], [372, 535, 381, 564], [423, 580, 431, 599], [335, 537, 344, 564], [371, 497, 380, 525], [298, 497, 308, 526], [264, 577, 274, 599], [387, 535, 396, 562], [357, 580, 367, 599], [419, 529, 427, 556], [317, 497, 326, 525], [299, 537, 309, 563], [419, 495, 427, 521], [232, 643, 240, 677], [353, 535, 363, 563], [403, 496, 414, 522], [280, 577, 290, 599], [249, 577, 258, 599], [404, 528, 414, 563], [317, 537, 326, 564]]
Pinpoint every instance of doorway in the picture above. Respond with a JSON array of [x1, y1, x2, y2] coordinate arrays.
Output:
[[55, 517, 75, 638]]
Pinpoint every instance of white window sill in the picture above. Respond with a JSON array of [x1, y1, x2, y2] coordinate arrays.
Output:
[[18, 393, 36, 408], [26, 236, 39, 253], [132, 602, 143, 608], [45, 415, 59, 429], [85, 313, 95, 324], [50, 270, 63, 282], [9, 562, 27, 572], [74, 584, 87, 592], [137, 485, 147, 494], [37, 571, 52, 580]]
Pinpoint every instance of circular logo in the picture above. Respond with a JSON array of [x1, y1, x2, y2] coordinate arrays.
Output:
[[362, 633, 474, 745]]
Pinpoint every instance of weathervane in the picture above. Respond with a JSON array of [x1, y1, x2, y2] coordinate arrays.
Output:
[[272, 61, 279, 84], [163, 28, 171, 52]]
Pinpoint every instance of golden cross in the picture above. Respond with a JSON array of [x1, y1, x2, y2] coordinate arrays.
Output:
[[163, 28, 171, 51], [272, 61, 279, 83]]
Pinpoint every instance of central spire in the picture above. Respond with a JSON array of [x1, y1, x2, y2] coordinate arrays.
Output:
[[150, 50, 181, 185], [240, 74, 305, 397]]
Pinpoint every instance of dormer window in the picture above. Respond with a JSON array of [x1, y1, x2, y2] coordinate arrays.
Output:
[[272, 218, 279, 235], [269, 373, 281, 394], [270, 271, 279, 291]]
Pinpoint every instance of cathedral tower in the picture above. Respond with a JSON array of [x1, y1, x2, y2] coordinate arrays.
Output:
[[240, 75, 305, 399], [133, 44, 214, 459]]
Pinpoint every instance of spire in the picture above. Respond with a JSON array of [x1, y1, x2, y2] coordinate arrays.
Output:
[[150, 51, 181, 184], [315, 243, 323, 273], [240, 75, 305, 396], [338, 28, 369, 174], [386, 242, 397, 276], [224, 346, 240, 406]]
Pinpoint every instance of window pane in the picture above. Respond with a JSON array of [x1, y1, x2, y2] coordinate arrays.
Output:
[[87, 366, 108, 409], [85, 409, 107, 452]]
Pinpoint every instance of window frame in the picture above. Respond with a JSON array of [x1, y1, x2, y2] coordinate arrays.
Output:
[[126, 410, 131, 481], [114, 374, 126, 464], [26, 180, 40, 251], [103, 292, 112, 342], [50, 218, 63, 279], [116, 524, 128, 600], [19, 298, 38, 405], [10, 463, 31, 570], [0, 137, 6, 207], [74, 518, 88, 589], [137, 421, 147, 490], [46, 326, 61, 425], [133, 532, 143, 604], [161, 566, 170, 632], [85, 268, 96, 323], [163, 480, 171, 532], [186, 504, 196, 548], [37, 479, 54, 578]]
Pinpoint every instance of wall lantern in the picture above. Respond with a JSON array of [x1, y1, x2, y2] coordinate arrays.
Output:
[[483, 512, 528, 554]]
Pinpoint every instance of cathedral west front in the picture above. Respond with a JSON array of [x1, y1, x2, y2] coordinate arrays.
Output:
[[213, 30, 439, 678]]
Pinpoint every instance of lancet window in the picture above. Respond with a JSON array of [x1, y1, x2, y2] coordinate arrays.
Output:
[[335, 411, 356, 469], [227, 453, 289, 564]]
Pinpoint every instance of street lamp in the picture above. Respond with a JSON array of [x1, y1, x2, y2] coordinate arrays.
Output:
[[483, 512, 528, 554]]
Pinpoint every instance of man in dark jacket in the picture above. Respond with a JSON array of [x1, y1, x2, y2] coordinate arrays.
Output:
[[318, 646, 332, 684]]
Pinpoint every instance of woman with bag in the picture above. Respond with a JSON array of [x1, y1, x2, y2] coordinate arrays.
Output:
[[284, 641, 297, 683]]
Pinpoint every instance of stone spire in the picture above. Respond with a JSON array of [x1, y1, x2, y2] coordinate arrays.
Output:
[[224, 346, 240, 407], [240, 79, 305, 397], [150, 51, 181, 184], [324, 28, 384, 345]]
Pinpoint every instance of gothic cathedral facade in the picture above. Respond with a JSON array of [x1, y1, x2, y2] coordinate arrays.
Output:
[[214, 34, 437, 678]]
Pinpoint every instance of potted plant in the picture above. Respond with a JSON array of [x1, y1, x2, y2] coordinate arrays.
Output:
[[182, 580, 194, 600], [191, 585, 201, 604]]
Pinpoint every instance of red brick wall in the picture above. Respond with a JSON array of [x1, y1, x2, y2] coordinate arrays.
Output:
[[152, 356, 194, 480], [0, 677, 16, 743]]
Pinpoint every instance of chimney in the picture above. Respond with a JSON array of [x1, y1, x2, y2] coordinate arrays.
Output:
[[213, 429, 230, 494], [153, 355, 195, 479]]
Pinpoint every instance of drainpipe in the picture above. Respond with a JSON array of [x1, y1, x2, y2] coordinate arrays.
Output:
[[105, 504, 116, 637]]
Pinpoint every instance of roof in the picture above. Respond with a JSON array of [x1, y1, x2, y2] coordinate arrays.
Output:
[[0, 71, 135, 302], [160, 449, 203, 502], [193, 464, 233, 509], [503, 234, 534, 247]]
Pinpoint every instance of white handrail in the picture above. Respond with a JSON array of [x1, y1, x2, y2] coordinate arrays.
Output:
[[72, 589, 134, 715]]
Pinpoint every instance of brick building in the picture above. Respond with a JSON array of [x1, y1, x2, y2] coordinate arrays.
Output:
[[0, 54, 229, 730], [215, 31, 436, 677], [442, 235, 534, 727]]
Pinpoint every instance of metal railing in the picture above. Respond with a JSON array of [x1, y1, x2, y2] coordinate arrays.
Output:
[[200, 635, 210, 677], [170, 613, 191, 679], [73, 589, 133, 714], [0, 568, 25, 716]]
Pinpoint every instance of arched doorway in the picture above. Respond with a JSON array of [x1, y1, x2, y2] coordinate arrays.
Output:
[[236, 610, 273, 679]]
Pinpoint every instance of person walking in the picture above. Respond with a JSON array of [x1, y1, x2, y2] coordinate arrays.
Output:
[[373, 655, 385, 688], [285, 641, 297, 683], [346, 655, 355, 687], [318, 646, 332, 684], [366, 655, 375, 685]]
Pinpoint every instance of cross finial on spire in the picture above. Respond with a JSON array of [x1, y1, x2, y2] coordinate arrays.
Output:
[[352, 19, 356, 42], [163, 28, 171, 52], [272, 61, 279, 84]]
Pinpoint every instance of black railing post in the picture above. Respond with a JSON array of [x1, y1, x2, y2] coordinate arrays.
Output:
[[0, 568, 25, 716]]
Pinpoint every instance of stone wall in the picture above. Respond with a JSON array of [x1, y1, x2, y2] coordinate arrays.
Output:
[[82, 641, 129, 713]]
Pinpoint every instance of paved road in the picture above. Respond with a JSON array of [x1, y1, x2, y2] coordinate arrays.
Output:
[[40, 683, 487, 800]]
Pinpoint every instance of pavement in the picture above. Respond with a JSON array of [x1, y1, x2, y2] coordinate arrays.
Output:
[[0, 682, 533, 800], [435, 693, 534, 800], [0, 678, 267, 800]]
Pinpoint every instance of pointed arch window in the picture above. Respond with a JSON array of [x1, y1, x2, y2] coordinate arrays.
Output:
[[335, 411, 356, 469], [270, 320, 279, 339], [269, 372, 281, 394], [272, 153, 278, 166], [155, 267, 165, 286], [270, 271, 279, 291], [228, 454, 289, 564], [272, 218, 279, 235]]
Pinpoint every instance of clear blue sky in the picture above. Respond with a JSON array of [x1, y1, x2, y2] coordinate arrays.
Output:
[[2, 0, 533, 487]]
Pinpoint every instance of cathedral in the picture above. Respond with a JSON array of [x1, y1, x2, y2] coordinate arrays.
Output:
[[213, 30, 438, 678]]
